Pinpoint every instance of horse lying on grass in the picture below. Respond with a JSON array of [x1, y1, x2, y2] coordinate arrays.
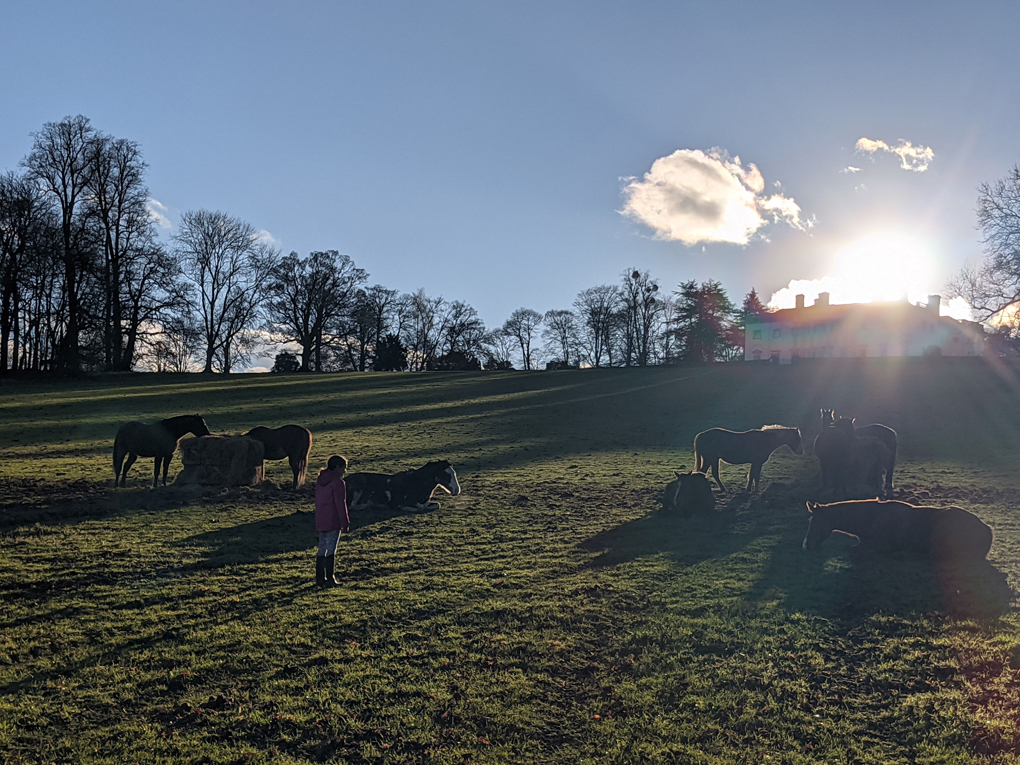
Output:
[[346, 460, 461, 512], [113, 415, 211, 488], [244, 425, 313, 488], [661, 470, 714, 515], [802, 500, 992, 560], [694, 426, 803, 492]]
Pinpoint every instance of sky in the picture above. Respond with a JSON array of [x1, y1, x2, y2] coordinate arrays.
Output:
[[3, 1, 1020, 338]]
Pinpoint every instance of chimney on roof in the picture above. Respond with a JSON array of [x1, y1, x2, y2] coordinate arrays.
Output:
[[795, 294, 805, 309], [927, 294, 941, 315], [816, 292, 830, 307]]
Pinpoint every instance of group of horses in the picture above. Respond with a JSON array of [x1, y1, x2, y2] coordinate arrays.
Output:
[[111, 415, 461, 512], [661, 412, 992, 562]]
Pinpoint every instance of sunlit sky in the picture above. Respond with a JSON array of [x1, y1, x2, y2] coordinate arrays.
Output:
[[3, 1, 1019, 330]]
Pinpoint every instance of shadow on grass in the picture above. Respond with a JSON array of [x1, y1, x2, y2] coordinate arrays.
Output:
[[179, 503, 437, 568]]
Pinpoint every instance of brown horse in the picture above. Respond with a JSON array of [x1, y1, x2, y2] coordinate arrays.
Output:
[[244, 425, 313, 488], [113, 414, 211, 487], [694, 425, 803, 492], [803, 500, 992, 560]]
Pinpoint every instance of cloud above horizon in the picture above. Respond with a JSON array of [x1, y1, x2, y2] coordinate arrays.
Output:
[[855, 137, 934, 172], [146, 198, 172, 229], [621, 148, 808, 245]]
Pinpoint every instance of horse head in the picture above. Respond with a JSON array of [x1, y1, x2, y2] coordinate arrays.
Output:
[[429, 460, 461, 496], [820, 409, 835, 427], [802, 501, 833, 550], [190, 415, 211, 437], [834, 417, 856, 435], [788, 428, 804, 455]]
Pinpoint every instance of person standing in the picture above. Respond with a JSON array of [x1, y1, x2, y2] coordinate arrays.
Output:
[[314, 455, 350, 588]]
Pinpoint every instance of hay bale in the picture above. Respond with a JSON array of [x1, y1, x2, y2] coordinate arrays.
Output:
[[176, 436, 265, 487]]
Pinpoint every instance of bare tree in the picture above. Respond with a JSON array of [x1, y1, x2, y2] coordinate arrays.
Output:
[[502, 307, 543, 370], [173, 209, 278, 373], [573, 285, 619, 368], [0, 172, 54, 373], [401, 289, 448, 371], [266, 250, 366, 371], [481, 328, 516, 370], [22, 114, 96, 372], [542, 309, 580, 367], [619, 269, 661, 366], [439, 300, 486, 358], [952, 165, 1020, 320]]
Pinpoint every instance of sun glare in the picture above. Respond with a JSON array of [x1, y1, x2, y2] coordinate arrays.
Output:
[[768, 233, 974, 321]]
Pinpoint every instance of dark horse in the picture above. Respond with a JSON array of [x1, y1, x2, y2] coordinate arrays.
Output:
[[661, 470, 714, 515], [244, 425, 313, 488], [815, 411, 893, 498], [346, 460, 461, 512], [113, 414, 211, 487], [694, 426, 803, 492], [803, 500, 992, 560]]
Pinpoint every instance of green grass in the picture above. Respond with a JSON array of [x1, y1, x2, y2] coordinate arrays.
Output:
[[1, 359, 1019, 763]]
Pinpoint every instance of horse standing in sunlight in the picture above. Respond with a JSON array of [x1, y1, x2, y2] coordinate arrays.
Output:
[[113, 414, 211, 487], [244, 425, 313, 488], [694, 425, 803, 492]]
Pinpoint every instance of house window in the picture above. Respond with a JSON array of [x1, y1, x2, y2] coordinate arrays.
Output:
[[772, 328, 781, 338], [770, 351, 781, 363], [752, 349, 762, 360], [752, 329, 762, 339]]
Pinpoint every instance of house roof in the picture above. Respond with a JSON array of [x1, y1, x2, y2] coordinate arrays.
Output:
[[749, 300, 937, 327]]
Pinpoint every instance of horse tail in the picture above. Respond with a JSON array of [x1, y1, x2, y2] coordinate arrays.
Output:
[[295, 428, 312, 487], [113, 431, 126, 484]]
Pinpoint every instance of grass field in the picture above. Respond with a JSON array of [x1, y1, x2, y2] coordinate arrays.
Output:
[[2, 359, 1020, 764]]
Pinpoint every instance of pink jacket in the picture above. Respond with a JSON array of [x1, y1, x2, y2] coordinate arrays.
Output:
[[315, 470, 350, 532]]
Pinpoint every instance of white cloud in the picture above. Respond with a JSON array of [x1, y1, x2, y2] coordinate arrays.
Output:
[[146, 198, 172, 229], [620, 148, 807, 246], [840, 166, 862, 174], [855, 137, 934, 172], [255, 229, 280, 247]]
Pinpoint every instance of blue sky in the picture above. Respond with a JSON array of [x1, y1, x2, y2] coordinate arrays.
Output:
[[3, 1, 1019, 328]]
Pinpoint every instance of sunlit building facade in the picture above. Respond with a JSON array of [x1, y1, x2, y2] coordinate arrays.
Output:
[[744, 293, 985, 363]]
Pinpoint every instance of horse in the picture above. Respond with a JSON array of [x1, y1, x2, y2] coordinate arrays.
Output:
[[813, 409, 849, 493], [802, 500, 992, 560], [243, 425, 313, 488], [693, 425, 803, 492], [835, 414, 898, 494], [661, 470, 714, 515], [113, 414, 211, 487], [346, 460, 461, 512]]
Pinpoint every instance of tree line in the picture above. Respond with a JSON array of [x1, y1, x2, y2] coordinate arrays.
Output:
[[1, 114, 779, 375]]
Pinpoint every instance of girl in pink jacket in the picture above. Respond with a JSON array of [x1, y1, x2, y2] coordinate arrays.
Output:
[[314, 455, 350, 588]]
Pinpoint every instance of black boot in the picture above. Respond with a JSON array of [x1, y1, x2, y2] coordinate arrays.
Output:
[[324, 555, 340, 588], [315, 556, 326, 588]]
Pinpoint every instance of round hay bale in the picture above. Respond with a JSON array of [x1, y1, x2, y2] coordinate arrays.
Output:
[[176, 436, 265, 487]]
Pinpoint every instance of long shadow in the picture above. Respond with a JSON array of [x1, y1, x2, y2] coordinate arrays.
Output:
[[177, 503, 437, 568]]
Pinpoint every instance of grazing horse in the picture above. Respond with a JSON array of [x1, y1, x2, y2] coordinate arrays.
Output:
[[113, 414, 211, 487], [694, 426, 803, 492], [802, 500, 992, 560], [244, 425, 313, 488], [661, 470, 714, 515], [346, 460, 461, 512]]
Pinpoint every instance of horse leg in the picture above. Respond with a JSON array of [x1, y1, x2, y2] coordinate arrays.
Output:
[[288, 455, 300, 489], [711, 460, 725, 491], [748, 463, 762, 492], [886, 456, 896, 494], [152, 457, 160, 488], [162, 456, 171, 486], [121, 453, 138, 487]]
